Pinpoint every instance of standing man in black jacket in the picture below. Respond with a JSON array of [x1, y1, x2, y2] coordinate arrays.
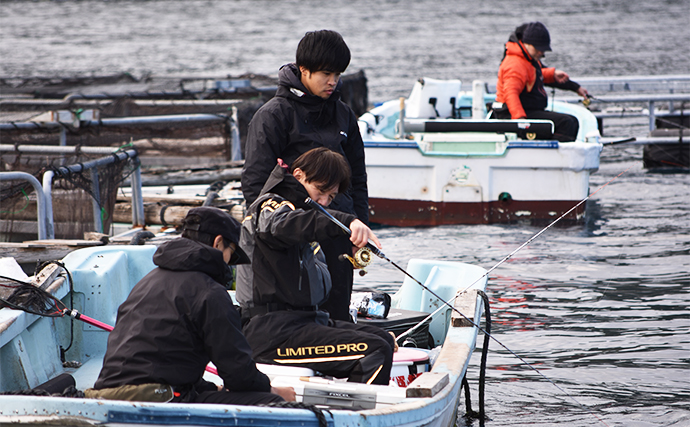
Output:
[[241, 30, 367, 322], [89, 207, 295, 405]]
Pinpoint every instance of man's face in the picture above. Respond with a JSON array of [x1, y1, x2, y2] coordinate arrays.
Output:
[[299, 66, 340, 99], [293, 168, 338, 206], [221, 241, 237, 264], [523, 43, 545, 60]]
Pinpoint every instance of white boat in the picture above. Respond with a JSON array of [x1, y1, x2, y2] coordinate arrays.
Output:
[[0, 244, 487, 426], [359, 78, 603, 226]]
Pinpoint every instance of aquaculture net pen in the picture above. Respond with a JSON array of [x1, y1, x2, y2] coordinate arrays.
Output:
[[0, 147, 138, 241]]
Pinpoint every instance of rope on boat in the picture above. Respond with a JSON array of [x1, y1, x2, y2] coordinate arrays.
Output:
[[0, 386, 85, 398], [260, 401, 332, 427], [460, 290, 491, 423], [477, 290, 491, 420]]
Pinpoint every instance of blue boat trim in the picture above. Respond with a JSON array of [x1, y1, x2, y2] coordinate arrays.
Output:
[[363, 141, 419, 148], [364, 140, 560, 150], [107, 408, 328, 426], [507, 140, 560, 149]]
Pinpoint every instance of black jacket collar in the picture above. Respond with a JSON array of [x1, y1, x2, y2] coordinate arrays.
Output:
[[259, 163, 310, 210]]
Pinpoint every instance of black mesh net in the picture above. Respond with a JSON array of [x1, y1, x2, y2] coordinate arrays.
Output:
[[0, 147, 135, 241]]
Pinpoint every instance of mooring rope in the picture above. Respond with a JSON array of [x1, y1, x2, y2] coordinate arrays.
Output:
[[260, 401, 332, 427]]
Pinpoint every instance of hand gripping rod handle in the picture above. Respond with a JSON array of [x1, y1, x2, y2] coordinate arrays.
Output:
[[304, 197, 387, 260]]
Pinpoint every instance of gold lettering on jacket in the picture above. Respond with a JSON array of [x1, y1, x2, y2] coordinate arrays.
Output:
[[276, 343, 368, 357], [260, 199, 295, 212]]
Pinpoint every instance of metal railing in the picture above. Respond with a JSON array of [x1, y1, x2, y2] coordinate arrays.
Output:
[[558, 93, 690, 132], [0, 172, 49, 239], [0, 146, 143, 240]]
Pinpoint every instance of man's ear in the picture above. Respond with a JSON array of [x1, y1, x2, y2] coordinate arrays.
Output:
[[212, 235, 224, 250], [298, 66, 309, 77], [292, 168, 304, 182]]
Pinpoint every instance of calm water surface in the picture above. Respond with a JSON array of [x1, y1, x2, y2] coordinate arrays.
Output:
[[1, 1, 689, 426]]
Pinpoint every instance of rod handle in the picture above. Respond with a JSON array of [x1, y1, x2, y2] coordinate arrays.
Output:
[[305, 197, 387, 260]]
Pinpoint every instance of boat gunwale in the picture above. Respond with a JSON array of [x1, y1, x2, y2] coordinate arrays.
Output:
[[0, 247, 487, 426]]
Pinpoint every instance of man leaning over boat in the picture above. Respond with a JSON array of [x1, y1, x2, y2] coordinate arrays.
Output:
[[237, 147, 397, 385], [87, 207, 295, 404]]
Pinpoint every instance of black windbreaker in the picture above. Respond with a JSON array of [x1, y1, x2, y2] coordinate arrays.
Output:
[[94, 238, 271, 393], [241, 63, 368, 224], [236, 164, 356, 312]]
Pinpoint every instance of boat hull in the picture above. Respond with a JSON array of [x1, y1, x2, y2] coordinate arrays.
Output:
[[359, 79, 603, 226], [368, 197, 585, 227], [0, 247, 487, 427]]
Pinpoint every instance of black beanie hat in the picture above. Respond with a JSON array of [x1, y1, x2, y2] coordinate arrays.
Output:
[[522, 22, 552, 52]]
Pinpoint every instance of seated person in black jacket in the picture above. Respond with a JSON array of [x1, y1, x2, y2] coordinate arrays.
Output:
[[89, 207, 295, 404], [237, 147, 396, 385]]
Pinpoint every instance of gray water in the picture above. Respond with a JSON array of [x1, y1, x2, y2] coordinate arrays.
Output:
[[1, 1, 689, 426]]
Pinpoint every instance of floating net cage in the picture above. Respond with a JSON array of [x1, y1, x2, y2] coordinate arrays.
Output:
[[0, 147, 137, 242]]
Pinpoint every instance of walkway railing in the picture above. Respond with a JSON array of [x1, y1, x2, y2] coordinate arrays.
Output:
[[0, 146, 143, 240]]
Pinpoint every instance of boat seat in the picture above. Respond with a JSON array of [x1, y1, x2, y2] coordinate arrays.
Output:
[[406, 78, 462, 119]]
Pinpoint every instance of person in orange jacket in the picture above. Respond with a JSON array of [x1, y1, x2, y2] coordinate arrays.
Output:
[[494, 22, 589, 142]]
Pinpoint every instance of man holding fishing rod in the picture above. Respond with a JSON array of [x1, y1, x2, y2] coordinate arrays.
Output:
[[242, 29, 368, 322], [88, 207, 295, 405], [237, 147, 396, 385], [492, 21, 589, 142]]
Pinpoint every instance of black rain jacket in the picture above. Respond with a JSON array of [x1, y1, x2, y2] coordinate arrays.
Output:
[[236, 164, 356, 313], [94, 238, 271, 394], [241, 63, 368, 224]]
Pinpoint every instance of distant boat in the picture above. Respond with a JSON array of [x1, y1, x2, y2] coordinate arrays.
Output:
[[0, 244, 488, 426], [359, 78, 603, 226]]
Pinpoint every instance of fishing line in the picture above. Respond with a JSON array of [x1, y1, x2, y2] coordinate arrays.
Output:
[[308, 167, 630, 426], [399, 164, 634, 343]]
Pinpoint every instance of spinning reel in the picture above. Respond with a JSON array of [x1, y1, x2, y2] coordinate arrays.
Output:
[[342, 246, 373, 276]]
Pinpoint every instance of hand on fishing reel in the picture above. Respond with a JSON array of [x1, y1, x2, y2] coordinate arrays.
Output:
[[304, 197, 386, 259]]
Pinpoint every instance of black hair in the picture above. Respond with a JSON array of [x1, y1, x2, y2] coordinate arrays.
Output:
[[296, 30, 351, 73], [290, 147, 351, 194], [180, 214, 231, 248]]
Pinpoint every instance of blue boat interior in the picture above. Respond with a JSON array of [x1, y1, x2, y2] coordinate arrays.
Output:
[[0, 245, 486, 393]]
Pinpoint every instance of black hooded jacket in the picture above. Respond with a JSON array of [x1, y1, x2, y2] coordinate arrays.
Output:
[[241, 63, 368, 223], [94, 238, 271, 393], [236, 164, 356, 312]]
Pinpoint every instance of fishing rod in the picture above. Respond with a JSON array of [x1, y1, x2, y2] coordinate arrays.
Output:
[[304, 197, 462, 318], [307, 166, 630, 427], [397, 165, 633, 343]]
